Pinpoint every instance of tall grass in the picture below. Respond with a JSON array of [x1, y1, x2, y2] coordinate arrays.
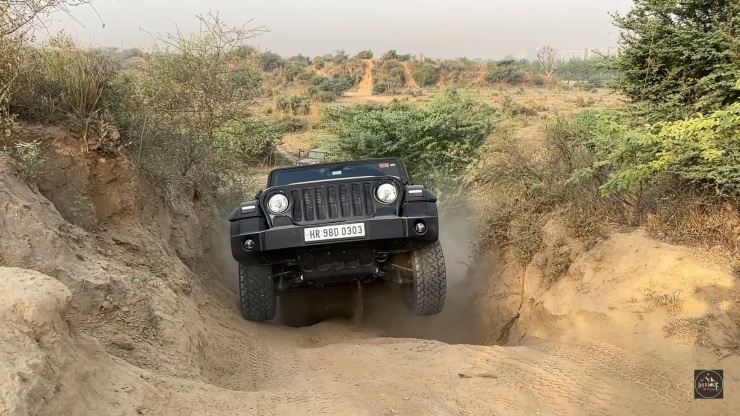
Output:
[[9, 34, 114, 128]]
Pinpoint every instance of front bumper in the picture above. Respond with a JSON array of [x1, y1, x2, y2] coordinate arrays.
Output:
[[230, 215, 439, 263]]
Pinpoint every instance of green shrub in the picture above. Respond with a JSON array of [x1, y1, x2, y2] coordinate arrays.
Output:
[[310, 74, 354, 93], [215, 117, 288, 165], [260, 51, 284, 71], [602, 103, 740, 196], [275, 95, 311, 115], [317, 88, 495, 202], [372, 83, 390, 95], [412, 63, 439, 87], [485, 64, 524, 85], [609, 0, 740, 122], [285, 65, 306, 82]]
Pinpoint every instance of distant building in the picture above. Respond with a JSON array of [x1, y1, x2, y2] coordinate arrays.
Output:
[[560, 50, 586, 61]]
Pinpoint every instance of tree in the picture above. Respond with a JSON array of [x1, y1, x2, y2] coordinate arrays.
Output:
[[609, 0, 740, 122], [382, 49, 398, 60], [129, 11, 267, 177], [355, 49, 373, 59], [536, 45, 559, 80], [412, 62, 439, 86], [0, 0, 94, 36], [260, 51, 284, 71]]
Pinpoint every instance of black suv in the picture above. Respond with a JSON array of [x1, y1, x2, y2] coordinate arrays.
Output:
[[228, 158, 447, 323]]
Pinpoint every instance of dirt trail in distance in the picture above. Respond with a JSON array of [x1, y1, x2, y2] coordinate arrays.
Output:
[[355, 58, 374, 95], [401, 61, 419, 89]]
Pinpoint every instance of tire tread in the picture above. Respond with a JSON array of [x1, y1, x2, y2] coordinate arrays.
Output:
[[239, 262, 276, 321], [409, 240, 447, 315]]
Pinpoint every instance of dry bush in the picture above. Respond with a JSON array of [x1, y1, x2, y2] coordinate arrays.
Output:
[[471, 112, 632, 264], [640, 177, 740, 258], [9, 33, 115, 129]]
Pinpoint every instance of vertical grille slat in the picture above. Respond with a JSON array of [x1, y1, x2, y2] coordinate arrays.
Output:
[[351, 184, 362, 216], [363, 182, 375, 216], [328, 185, 338, 219], [303, 189, 314, 221], [291, 190, 302, 221], [288, 181, 385, 224], [315, 187, 327, 220], [340, 185, 350, 217]]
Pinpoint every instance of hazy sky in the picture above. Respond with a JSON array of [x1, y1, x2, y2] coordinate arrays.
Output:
[[48, 0, 635, 59]]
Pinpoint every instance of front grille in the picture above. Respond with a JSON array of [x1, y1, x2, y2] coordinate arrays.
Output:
[[291, 182, 376, 223]]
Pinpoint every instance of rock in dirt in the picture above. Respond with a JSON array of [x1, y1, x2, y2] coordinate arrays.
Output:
[[0, 267, 151, 416]]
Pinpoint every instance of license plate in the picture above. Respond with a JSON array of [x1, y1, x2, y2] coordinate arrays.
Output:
[[304, 222, 366, 242]]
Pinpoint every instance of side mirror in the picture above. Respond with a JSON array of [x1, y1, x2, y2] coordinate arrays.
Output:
[[254, 189, 263, 199]]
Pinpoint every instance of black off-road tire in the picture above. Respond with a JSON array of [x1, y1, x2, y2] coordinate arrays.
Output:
[[238, 262, 276, 322], [405, 240, 447, 316]]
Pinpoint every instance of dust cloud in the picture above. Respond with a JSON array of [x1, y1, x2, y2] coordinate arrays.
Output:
[[361, 208, 496, 344], [207, 217, 240, 295]]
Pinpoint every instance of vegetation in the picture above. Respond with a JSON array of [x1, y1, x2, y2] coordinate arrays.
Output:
[[355, 50, 373, 59], [557, 57, 616, 87], [2, 0, 736, 269], [317, 88, 496, 204], [412, 62, 439, 87], [609, 0, 740, 122], [371, 59, 406, 95], [473, 0, 740, 266]]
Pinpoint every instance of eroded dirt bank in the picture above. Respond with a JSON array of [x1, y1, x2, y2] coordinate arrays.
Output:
[[1, 129, 738, 415]]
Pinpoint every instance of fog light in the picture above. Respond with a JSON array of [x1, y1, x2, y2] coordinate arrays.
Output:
[[414, 221, 426, 234], [243, 238, 255, 251]]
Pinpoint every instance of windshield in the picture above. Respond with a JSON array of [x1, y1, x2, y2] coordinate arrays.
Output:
[[270, 161, 404, 187], [308, 150, 328, 159]]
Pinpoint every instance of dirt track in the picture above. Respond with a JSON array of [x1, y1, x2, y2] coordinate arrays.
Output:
[[1, 132, 739, 415]]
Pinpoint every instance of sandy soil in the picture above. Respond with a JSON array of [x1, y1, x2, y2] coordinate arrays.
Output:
[[400, 61, 419, 89], [347, 59, 374, 97], [0, 129, 738, 415]]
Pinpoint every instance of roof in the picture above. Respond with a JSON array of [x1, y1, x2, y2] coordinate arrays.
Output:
[[273, 157, 403, 171], [267, 157, 409, 185]]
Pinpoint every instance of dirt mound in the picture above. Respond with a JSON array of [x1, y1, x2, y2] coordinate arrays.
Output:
[[1, 127, 739, 415], [0, 267, 155, 416], [476, 219, 740, 353]]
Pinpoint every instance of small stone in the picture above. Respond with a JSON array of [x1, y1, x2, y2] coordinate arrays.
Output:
[[106, 294, 114, 302], [121, 306, 130, 313], [112, 340, 134, 351], [101, 300, 113, 309], [404, 397, 410, 400]]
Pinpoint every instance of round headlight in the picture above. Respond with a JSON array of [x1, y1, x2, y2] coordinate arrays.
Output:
[[376, 183, 398, 203], [267, 193, 289, 214]]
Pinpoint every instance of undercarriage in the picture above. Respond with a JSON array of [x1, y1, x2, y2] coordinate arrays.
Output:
[[272, 245, 414, 291]]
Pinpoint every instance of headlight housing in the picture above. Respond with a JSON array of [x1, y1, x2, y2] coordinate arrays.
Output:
[[267, 193, 289, 214], [375, 183, 398, 203]]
